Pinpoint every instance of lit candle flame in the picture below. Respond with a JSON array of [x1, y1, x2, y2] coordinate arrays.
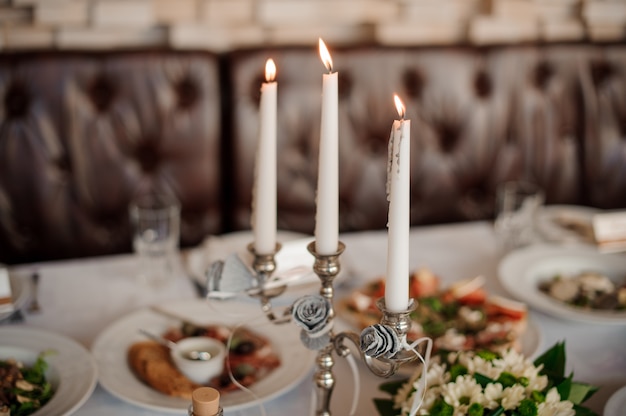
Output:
[[394, 94, 405, 119], [318, 38, 333, 73], [265, 58, 276, 82]]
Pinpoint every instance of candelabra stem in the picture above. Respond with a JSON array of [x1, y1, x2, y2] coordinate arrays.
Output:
[[314, 344, 335, 416], [307, 241, 345, 416]]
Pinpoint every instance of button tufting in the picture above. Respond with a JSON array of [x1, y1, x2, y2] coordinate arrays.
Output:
[[403, 69, 424, 100], [590, 60, 613, 89], [474, 71, 491, 99], [175, 76, 200, 110], [134, 138, 162, 173], [338, 71, 352, 99], [89, 74, 116, 113], [4, 81, 31, 119], [534, 61, 553, 91], [364, 128, 389, 155], [434, 120, 461, 153]]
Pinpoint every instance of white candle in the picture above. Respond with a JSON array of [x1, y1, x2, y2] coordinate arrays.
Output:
[[252, 58, 277, 255], [385, 95, 411, 312], [315, 38, 339, 255]]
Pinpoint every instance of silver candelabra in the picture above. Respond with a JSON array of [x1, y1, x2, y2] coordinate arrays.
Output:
[[246, 240, 422, 416]]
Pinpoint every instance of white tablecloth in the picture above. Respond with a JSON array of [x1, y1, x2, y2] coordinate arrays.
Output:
[[6, 221, 626, 415]]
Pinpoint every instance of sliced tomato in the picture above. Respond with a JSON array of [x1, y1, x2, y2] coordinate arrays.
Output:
[[367, 279, 386, 299], [410, 269, 440, 298], [456, 287, 487, 305], [486, 304, 526, 320], [486, 296, 527, 320]]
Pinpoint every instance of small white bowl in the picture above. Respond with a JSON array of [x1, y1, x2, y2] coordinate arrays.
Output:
[[170, 337, 226, 384]]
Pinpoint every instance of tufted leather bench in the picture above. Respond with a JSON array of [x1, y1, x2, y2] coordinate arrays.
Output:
[[0, 51, 223, 264], [229, 44, 626, 235], [1, 44, 625, 264]]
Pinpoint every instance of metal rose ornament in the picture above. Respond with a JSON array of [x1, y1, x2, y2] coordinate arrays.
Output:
[[360, 323, 401, 359], [292, 294, 332, 350]]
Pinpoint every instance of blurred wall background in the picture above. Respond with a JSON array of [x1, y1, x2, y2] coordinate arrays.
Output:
[[0, 0, 624, 52]]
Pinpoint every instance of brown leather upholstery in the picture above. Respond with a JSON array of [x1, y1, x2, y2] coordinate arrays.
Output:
[[0, 51, 223, 264], [229, 45, 612, 234], [2, 44, 626, 264], [580, 47, 626, 209]]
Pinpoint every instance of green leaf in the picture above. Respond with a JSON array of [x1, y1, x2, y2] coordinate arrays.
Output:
[[449, 363, 467, 380], [476, 350, 499, 361], [474, 372, 495, 388], [430, 399, 454, 416], [496, 371, 518, 388], [573, 404, 599, 416], [517, 399, 538, 416], [568, 382, 599, 404], [556, 374, 573, 400], [485, 407, 505, 416], [378, 379, 408, 396], [534, 341, 566, 379], [468, 403, 485, 416], [21, 355, 48, 385], [374, 398, 397, 416]]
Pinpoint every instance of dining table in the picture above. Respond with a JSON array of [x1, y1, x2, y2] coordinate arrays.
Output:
[[3, 220, 626, 415]]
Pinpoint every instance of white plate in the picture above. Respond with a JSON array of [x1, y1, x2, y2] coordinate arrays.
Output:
[[91, 299, 315, 413], [498, 245, 626, 324], [605, 385, 626, 416], [0, 273, 32, 322], [535, 205, 598, 245], [0, 327, 98, 416]]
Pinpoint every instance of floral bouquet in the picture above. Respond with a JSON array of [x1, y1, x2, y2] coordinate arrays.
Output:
[[375, 342, 599, 416]]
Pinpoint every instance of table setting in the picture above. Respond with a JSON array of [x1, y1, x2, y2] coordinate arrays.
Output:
[[1, 39, 626, 416], [1, 219, 626, 415]]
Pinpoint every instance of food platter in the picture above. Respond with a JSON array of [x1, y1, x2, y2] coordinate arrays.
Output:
[[336, 270, 543, 360], [91, 299, 315, 413], [498, 244, 626, 324], [0, 327, 98, 416]]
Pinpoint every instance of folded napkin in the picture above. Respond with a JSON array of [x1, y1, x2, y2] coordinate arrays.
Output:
[[0, 267, 14, 314], [592, 211, 626, 253], [205, 252, 317, 299], [206, 254, 256, 298]]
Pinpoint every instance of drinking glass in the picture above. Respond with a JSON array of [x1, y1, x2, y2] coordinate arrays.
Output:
[[494, 181, 544, 253], [129, 191, 180, 287]]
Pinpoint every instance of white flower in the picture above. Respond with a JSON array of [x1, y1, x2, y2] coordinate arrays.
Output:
[[537, 388, 576, 416], [425, 362, 449, 387], [434, 329, 467, 351], [501, 384, 525, 409], [388, 346, 592, 416], [440, 375, 484, 412], [526, 373, 549, 393], [482, 383, 503, 409], [459, 354, 501, 379], [417, 387, 441, 415]]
